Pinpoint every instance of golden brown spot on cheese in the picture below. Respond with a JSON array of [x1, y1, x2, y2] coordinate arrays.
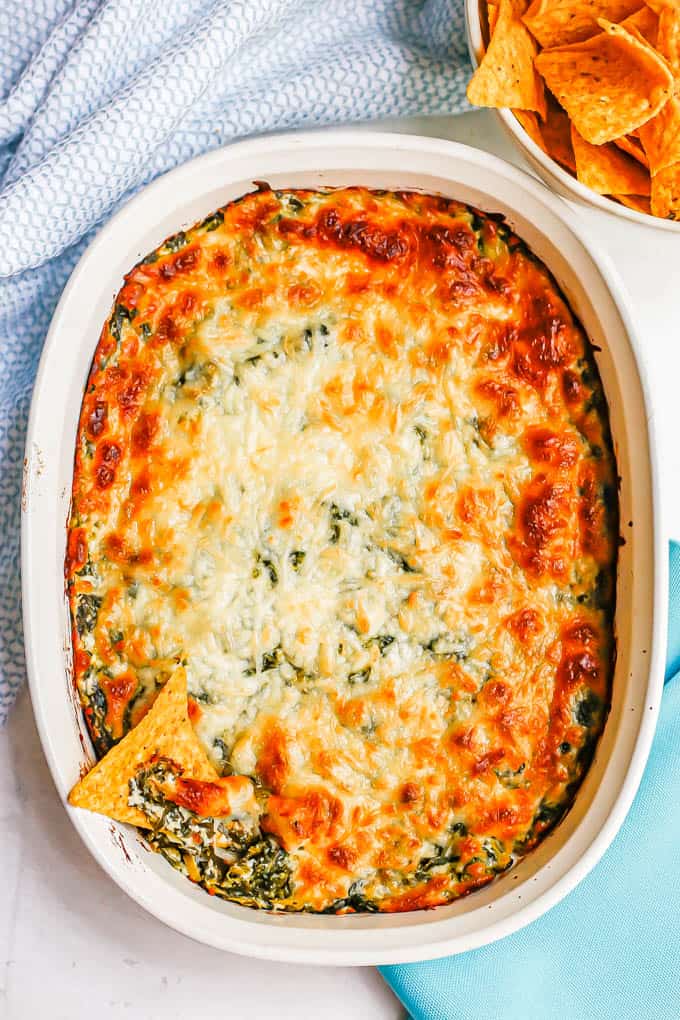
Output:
[[400, 781, 422, 804], [167, 775, 254, 818], [257, 722, 291, 795], [158, 247, 200, 280], [523, 426, 579, 469], [510, 474, 574, 578], [287, 281, 321, 307], [506, 607, 544, 643], [326, 843, 357, 870], [66, 526, 88, 577], [100, 672, 137, 740], [263, 788, 344, 851], [87, 399, 108, 438]]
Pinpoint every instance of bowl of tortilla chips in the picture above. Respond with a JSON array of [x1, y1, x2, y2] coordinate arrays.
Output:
[[465, 0, 680, 229]]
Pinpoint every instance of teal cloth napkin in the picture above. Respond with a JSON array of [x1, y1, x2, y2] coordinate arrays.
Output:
[[382, 542, 680, 1020]]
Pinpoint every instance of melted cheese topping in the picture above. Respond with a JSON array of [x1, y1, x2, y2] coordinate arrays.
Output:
[[67, 188, 617, 913]]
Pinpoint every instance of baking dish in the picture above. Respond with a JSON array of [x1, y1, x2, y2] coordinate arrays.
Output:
[[21, 130, 666, 965]]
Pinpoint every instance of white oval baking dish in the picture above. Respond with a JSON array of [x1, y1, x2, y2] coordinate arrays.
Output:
[[22, 130, 666, 965]]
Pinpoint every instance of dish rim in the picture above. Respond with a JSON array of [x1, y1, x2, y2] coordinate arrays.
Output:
[[464, 0, 680, 234], [21, 129, 667, 964]]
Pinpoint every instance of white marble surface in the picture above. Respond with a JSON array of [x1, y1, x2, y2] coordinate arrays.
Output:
[[2, 110, 680, 1020]]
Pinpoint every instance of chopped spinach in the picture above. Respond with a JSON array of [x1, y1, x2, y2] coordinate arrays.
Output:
[[329, 503, 358, 543], [373, 634, 395, 654], [261, 646, 282, 671], [131, 761, 292, 909], [386, 548, 417, 573], [470, 210, 485, 233], [200, 210, 224, 232], [348, 668, 371, 685], [330, 503, 358, 525], [165, 230, 188, 252], [262, 558, 278, 585], [323, 890, 379, 914], [212, 737, 232, 772], [192, 689, 213, 705], [289, 550, 305, 570], [495, 763, 527, 789], [533, 801, 565, 833], [75, 594, 102, 636], [109, 303, 137, 343], [253, 554, 278, 585], [77, 558, 96, 578], [425, 633, 471, 662], [84, 681, 114, 755], [574, 690, 602, 728], [216, 837, 292, 908], [462, 837, 511, 877], [415, 845, 461, 879]]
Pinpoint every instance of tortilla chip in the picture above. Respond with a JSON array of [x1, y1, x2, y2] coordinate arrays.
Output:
[[515, 103, 577, 169], [542, 104, 577, 170], [650, 161, 680, 216], [572, 125, 652, 192], [656, 4, 680, 74], [488, 0, 500, 37], [535, 20, 674, 144], [468, 0, 547, 118], [618, 5, 659, 45], [639, 96, 680, 173], [513, 109, 548, 149], [639, 5, 680, 174], [613, 193, 653, 213], [613, 133, 650, 166], [68, 668, 218, 826], [522, 0, 641, 47], [644, 0, 679, 17]]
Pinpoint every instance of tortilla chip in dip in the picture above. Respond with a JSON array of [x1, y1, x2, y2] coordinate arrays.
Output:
[[468, 0, 547, 118], [571, 125, 651, 193], [68, 668, 218, 826], [535, 20, 673, 144]]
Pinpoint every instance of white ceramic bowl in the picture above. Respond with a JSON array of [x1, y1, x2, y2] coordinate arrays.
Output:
[[465, 0, 680, 233], [22, 130, 666, 965]]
